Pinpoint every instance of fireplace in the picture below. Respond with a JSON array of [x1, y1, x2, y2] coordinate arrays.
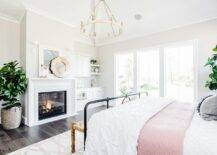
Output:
[[38, 91, 67, 120]]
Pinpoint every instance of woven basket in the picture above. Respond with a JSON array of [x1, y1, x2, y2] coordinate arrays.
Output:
[[1, 106, 22, 130]]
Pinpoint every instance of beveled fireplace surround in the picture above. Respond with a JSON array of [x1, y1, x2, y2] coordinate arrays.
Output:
[[24, 78, 76, 127]]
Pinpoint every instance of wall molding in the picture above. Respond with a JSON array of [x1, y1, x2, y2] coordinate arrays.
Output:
[[0, 13, 20, 24], [25, 8, 93, 46], [26, 7, 77, 28], [97, 17, 217, 47]]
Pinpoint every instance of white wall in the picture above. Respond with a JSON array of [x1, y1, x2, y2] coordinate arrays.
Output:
[[98, 19, 217, 99], [21, 10, 97, 78], [0, 18, 20, 122], [20, 12, 26, 69], [26, 10, 96, 55], [0, 18, 20, 66], [26, 11, 76, 49]]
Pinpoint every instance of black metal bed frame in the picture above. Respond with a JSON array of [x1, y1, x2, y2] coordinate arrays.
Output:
[[83, 92, 147, 148]]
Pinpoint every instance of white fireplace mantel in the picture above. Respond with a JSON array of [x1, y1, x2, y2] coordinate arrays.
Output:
[[24, 78, 76, 127]]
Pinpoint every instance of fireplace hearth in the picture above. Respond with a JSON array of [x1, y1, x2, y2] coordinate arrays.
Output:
[[38, 91, 67, 120]]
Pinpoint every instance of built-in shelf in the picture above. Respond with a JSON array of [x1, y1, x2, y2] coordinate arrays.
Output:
[[76, 98, 87, 101], [91, 72, 101, 75], [90, 64, 100, 67], [90, 61, 100, 88]]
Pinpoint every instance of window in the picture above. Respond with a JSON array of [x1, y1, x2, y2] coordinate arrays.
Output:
[[164, 44, 194, 102], [114, 41, 196, 103], [115, 53, 134, 96], [137, 49, 160, 97]]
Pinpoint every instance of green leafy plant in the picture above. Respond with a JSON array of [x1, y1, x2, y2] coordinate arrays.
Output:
[[0, 61, 27, 109], [205, 45, 217, 90], [213, 45, 217, 52]]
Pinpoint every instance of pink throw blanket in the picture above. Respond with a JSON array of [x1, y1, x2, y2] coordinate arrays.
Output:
[[137, 102, 194, 155]]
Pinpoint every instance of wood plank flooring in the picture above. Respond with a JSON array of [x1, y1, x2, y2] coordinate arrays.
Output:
[[0, 106, 106, 155]]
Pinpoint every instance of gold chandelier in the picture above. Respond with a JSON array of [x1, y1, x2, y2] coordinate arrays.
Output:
[[80, 0, 123, 40]]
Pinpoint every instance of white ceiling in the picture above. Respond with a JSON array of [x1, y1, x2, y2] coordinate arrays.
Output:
[[0, 0, 217, 45]]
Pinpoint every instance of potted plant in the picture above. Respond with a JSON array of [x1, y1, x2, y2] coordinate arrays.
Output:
[[0, 61, 27, 130], [205, 45, 217, 90]]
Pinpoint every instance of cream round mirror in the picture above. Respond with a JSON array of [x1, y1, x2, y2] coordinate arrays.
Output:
[[50, 57, 69, 78]]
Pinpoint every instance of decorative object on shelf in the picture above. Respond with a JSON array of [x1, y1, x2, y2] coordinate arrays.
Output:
[[80, 0, 123, 45], [90, 59, 100, 75], [90, 59, 97, 65], [0, 61, 28, 130], [50, 57, 70, 78], [40, 64, 49, 78], [94, 67, 99, 73], [205, 45, 217, 90], [39, 45, 62, 77], [77, 91, 87, 100], [91, 78, 97, 87]]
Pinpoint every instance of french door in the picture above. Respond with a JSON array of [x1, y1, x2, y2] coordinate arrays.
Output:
[[164, 44, 194, 102], [115, 53, 134, 96], [137, 49, 160, 97], [115, 41, 195, 103]]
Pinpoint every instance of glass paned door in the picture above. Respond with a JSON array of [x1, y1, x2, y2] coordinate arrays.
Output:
[[137, 49, 160, 96], [115, 53, 134, 96], [164, 44, 194, 102]]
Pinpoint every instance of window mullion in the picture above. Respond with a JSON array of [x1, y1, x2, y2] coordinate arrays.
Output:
[[159, 47, 165, 97], [134, 52, 138, 93]]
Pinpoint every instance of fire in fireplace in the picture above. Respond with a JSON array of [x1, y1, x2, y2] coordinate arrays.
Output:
[[38, 91, 67, 120]]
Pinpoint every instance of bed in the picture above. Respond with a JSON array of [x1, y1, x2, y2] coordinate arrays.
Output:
[[83, 94, 217, 155]]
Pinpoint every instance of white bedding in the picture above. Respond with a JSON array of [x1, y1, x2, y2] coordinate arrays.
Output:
[[84, 97, 174, 155], [184, 113, 217, 155], [84, 97, 217, 155]]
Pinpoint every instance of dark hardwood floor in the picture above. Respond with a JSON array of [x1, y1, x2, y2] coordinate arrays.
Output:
[[0, 106, 106, 155]]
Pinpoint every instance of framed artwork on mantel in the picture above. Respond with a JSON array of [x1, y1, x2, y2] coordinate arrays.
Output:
[[38, 45, 62, 78]]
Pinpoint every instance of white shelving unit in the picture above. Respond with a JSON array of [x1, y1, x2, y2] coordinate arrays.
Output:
[[90, 63, 100, 75], [90, 64, 100, 67], [90, 61, 101, 87], [91, 72, 101, 76]]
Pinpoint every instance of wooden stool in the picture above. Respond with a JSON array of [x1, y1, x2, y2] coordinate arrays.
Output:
[[71, 121, 84, 153]]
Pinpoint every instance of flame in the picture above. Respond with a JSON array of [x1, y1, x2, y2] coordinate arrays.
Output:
[[45, 100, 52, 111]]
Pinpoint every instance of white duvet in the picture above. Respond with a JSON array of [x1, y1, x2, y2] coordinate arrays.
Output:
[[84, 97, 217, 155]]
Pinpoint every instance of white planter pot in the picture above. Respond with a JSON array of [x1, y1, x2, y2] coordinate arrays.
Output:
[[1, 106, 22, 130]]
